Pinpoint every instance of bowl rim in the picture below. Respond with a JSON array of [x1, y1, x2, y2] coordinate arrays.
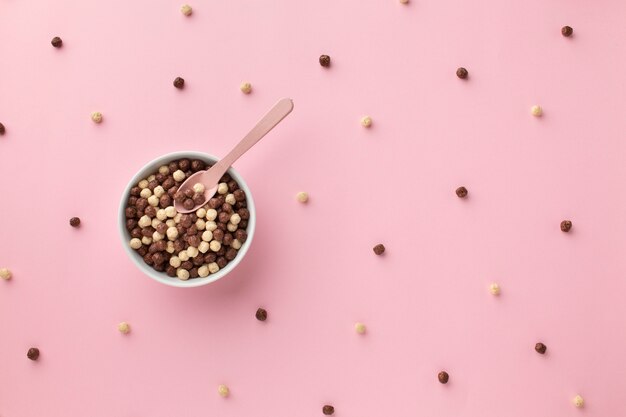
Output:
[[118, 150, 256, 288]]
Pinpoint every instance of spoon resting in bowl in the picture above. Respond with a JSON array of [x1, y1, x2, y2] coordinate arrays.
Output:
[[174, 98, 294, 214]]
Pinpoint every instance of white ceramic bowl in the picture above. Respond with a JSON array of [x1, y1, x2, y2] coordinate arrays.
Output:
[[118, 151, 256, 287]]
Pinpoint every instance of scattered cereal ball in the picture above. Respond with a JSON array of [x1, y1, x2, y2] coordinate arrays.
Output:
[[240, 82, 252, 94], [198, 265, 210, 277], [456, 186, 468, 198], [0, 268, 12, 280], [196, 208, 207, 218], [193, 183, 205, 194], [361, 115, 372, 127], [399, 0, 409, 4], [138, 179, 149, 189], [531, 105, 543, 117], [256, 308, 268, 321], [0, 122, 5, 135], [535, 342, 547, 354], [138, 215, 152, 228], [51, 36, 63, 48], [319, 54, 331, 67], [231, 239, 242, 250], [561, 25, 573, 37], [187, 246, 199, 258], [27, 347, 40, 361], [560, 220, 572, 232], [206, 208, 218, 221], [225, 194, 236, 205], [456, 67, 468, 79], [177, 268, 190, 280], [202, 230, 214, 242], [173, 77, 185, 89], [217, 183, 229, 195], [178, 251, 190, 261], [573, 395, 584, 408], [91, 111, 103, 123], [69, 217, 81, 227], [173, 170, 186, 182], [118, 322, 130, 334], [140, 188, 152, 198], [198, 241, 210, 253], [218, 384, 230, 397], [230, 213, 241, 225], [181, 4, 192, 16], [489, 283, 500, 295], [129, 238, 142, 249], [296, 191, 309, 203], [373, 243, 385, 255], [170, 256, 182, 268], [166, 227, 179, 240], [208, 262, 219, 273], [227, 222, 238, 232], [438, 371, 449, 384], [209, 241, 221, 252], [165, 206, 177, 218], [322, 405, 335, 415], [355, 322, 366, 334], [141, 236, 152, 245]]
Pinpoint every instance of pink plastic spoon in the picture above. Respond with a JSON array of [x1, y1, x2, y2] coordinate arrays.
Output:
[[174, 98, 294, 213]]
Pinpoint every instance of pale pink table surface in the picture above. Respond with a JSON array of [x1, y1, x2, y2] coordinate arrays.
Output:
[[1, 0, 626, 416]]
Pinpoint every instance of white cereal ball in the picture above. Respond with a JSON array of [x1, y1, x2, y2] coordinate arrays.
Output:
[[138, 179, 149, 189], [0, 267, 12, 280], [361, 115, 372, 127], [209, 240, 221, 252], [531, 105, 543, 117], [208, 262, 220, 274], [227, 222, 237, 232], [198, 265, 210, 277], [206, 221, 217, 231], [153, 185, 165, 197], [152, 231, 164, 242], [355, 322, 367, 334], [147, 175, 156, 182], [202, 230, 213, 242], [489, 283, 501, 295], [170, 256, 182, 268], [198, 241, 210, 253], [129, 238, 142, 249], [151, 218, 161, 228], [141, 236, 152, 245], [156, 209, 167, 221], [177, 268, 190, 280], [148, 195, 159, 207], [174, 213, 182, 223], [178, 251, 190, 261], [193, 183, 205, 194], [196, 208, 207, 218], [166, 219, 176, 227], [187, 246, 199, 258], [225, 194, 236, 205], [165, 206, 177, 218], [296, 191, 309, 203], [158, 165, 170, 175], [217, 183, 229, 195], [196, 219, 206, 230], [138, 215, 152, 228], [91, 111, 103, 123], [166, 227, 179, 240], [166, 241, 175, 253], [181, 4, 192, 16], [206, 209, 218, 221], [173, 170, 186, 182], [231, 239, 242, 250], [118, 322, 131, 334], [573, 395, 584, 408], [240, 82, 252, 94], [217, 384, 229, 397], [140, 188, 152, 198], [230, 213, 241, 225]]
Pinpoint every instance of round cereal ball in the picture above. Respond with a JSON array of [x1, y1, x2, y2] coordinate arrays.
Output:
[[118, 322, 131, 334]]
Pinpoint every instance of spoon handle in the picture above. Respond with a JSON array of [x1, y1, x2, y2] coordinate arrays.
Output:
[[203, 98, 294, 187]]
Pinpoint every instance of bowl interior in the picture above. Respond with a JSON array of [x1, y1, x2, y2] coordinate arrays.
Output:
[[118, 151, 256, 288]]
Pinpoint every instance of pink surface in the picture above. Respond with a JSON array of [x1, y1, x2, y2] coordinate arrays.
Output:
[[1, 0, 626, 416]]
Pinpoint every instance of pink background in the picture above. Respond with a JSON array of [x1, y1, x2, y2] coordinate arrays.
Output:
[[1, 0, 626, 416]]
